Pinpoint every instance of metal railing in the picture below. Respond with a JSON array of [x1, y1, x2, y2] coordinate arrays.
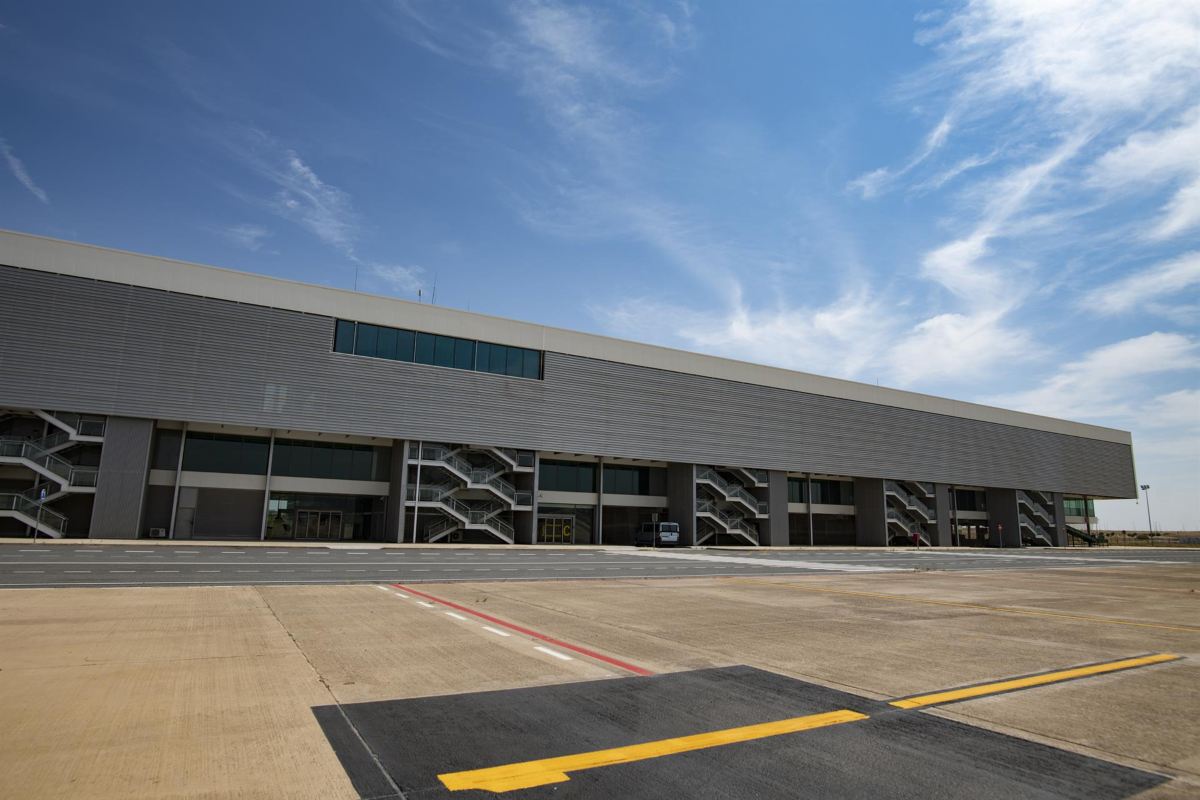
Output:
[[43, 410, 107, 438], [407, 484, 515, 541], [696, 468, 768, 515], [0, 437, 100, 488], [884, 480, 935, 521], [0, 492, 68, 536], [410, 444, 520, 504], [734, 467, 768, 486], [696, 499, 758, 538], [1017, 490, 1054, 523]]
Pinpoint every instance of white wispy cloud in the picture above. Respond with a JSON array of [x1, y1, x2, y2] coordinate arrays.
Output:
[[364, 263, 424, 295], [221, 223, 271, 252], [0, 137, 49, 204], [1089, 105, 1200, 241], [988, 332, 1200, 421], [1080, 251, 1200, 316]]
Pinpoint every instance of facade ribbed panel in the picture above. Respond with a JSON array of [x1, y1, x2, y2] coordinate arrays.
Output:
[[0, 264, 1135, 498]]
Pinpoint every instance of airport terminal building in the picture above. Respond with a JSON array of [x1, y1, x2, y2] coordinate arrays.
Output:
[[0, 230, 1124, 547]]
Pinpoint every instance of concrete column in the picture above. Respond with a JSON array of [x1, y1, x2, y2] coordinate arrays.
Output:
[[853, 477, 887, 547], [516, 453, 539, 544], [761, 470, 789, 547], [667, 462, 696, 546], [985, 488, 1022, 548], [595, 457, 604, 546], [1051, 492, 1067, 547], [259, 430, 275, 541], [932, 484, 953, 546], [90, 416, 155, 539], [385, 439, 409, 543]]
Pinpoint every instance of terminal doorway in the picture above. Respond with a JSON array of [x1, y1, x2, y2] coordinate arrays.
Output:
[[537, 515, 575, 544], [955, 522, 989, 547], [295, 510, 343, 540]]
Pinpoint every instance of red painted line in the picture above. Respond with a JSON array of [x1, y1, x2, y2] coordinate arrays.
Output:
[[392, 583, 655, 676]]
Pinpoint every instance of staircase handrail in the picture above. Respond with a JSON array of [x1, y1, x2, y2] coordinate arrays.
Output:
[[884, 480, 936, 521], [697, 468, 767, 514], [0, 492, 69, 534]]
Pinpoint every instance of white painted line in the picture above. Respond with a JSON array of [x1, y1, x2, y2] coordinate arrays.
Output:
[[393, 592, 410, 599], [445, 611, 469, 621], [533, 645, 573, 661], [14, 570, 44, 573], [481, 626, 511, 637], [124, 550, 154, 553], [375, 585, 392, 592], [416, 601, 437, 608]]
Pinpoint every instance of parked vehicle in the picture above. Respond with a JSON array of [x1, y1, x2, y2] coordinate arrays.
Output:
[[635, 521, 680, 547]]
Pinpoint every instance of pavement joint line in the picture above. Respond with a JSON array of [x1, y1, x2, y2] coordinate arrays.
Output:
[[890, 653, 1183, 709], [437, 652, 1183, 793], [392, 583, 654, 676], [732, 578, 1200, 633]]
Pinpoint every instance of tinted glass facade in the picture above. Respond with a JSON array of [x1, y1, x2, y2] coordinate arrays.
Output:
[[1063, 498, 1096, 516], [788, 478, 854, 505], [602, 465, 667, 495], [272, 439, 389, 482], [332, 319, 543, 379], [182, 432, 270, 474], [539, 460, 596, 492]]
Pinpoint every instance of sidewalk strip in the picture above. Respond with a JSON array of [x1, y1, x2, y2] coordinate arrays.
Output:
[[890, 652, 1181, 709], [439, 709, 867, 792], [392, 583, 653, 676]]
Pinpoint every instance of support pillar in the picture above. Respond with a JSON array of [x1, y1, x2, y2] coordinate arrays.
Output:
[[90, 416, 155, 539], [932, 484, 953, 546], [985, 488, 1022, 548], [853, 477, 887, 547], [761, 470, 789, 547], [667, 462, 696, 546], [1051, 492, 1067, 547], [385, 439, 409, 543], [516, 453, 539, 544], [259, 430, 275, 540]]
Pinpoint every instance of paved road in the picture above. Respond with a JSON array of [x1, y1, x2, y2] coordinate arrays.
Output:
[[0, 543, 1195, 588]]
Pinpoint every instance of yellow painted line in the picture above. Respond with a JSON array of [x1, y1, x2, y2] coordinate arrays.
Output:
[[731, 578, 1200, 633], [891, 653, 1182, 709], [439, 708, 868, 792]]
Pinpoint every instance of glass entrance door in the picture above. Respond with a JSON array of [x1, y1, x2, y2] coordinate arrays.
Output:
[[537, 515, 574, 544], [296, 510, 343, 540]]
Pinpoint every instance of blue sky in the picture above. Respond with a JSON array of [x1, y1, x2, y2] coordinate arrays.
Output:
[[2, 1, 1197, 528]]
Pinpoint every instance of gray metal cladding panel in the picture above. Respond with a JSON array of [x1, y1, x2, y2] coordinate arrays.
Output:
[[90, 416, 153, 537], [0, 265, 1135, 497]]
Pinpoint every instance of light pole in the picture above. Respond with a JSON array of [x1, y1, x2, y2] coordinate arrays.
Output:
[[1140, 484, 1153, 533]]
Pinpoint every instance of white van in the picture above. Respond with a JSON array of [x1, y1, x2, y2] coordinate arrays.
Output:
[[635, 521, 680, 547]]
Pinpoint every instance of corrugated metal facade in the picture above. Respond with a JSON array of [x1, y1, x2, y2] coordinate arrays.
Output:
[[88, 416, 154, 537], [0, 265, 1135, 497]]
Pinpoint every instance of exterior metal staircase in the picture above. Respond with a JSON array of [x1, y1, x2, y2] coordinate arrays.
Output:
[[883, 480, 935, 545], [732, 467, 769, 488], [696, 467, 768, 517], [408, 484, 516, 544], [0, 410, 106, 538], [695, 499, 759, 545], [409, 444, 532, 507], [885, 509, 931, 545], [1017, 489, 1056, 545]]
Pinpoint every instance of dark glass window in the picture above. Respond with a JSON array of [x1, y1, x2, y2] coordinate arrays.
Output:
[[331, 319, 542, 379], [602, 465, 665, 495], [151, 429, 182, 470], [787, 478, 806, 504], [395, 330, 415, 361], [273, 439, 387, 481], [506, 346, 524, 377], [540, 460, 596, 492], [454, 338, 476, 370], [414, 332, 436, 364], [523, 349, 541, 379], [810, 479, 853, 505], [354, 324, 379, 358], [334, 320, 356, 353], [489, 343, 507, 374], [434, 335, 456, 367], [182, 432, 269, 475], [376, 327, 398, 360]]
